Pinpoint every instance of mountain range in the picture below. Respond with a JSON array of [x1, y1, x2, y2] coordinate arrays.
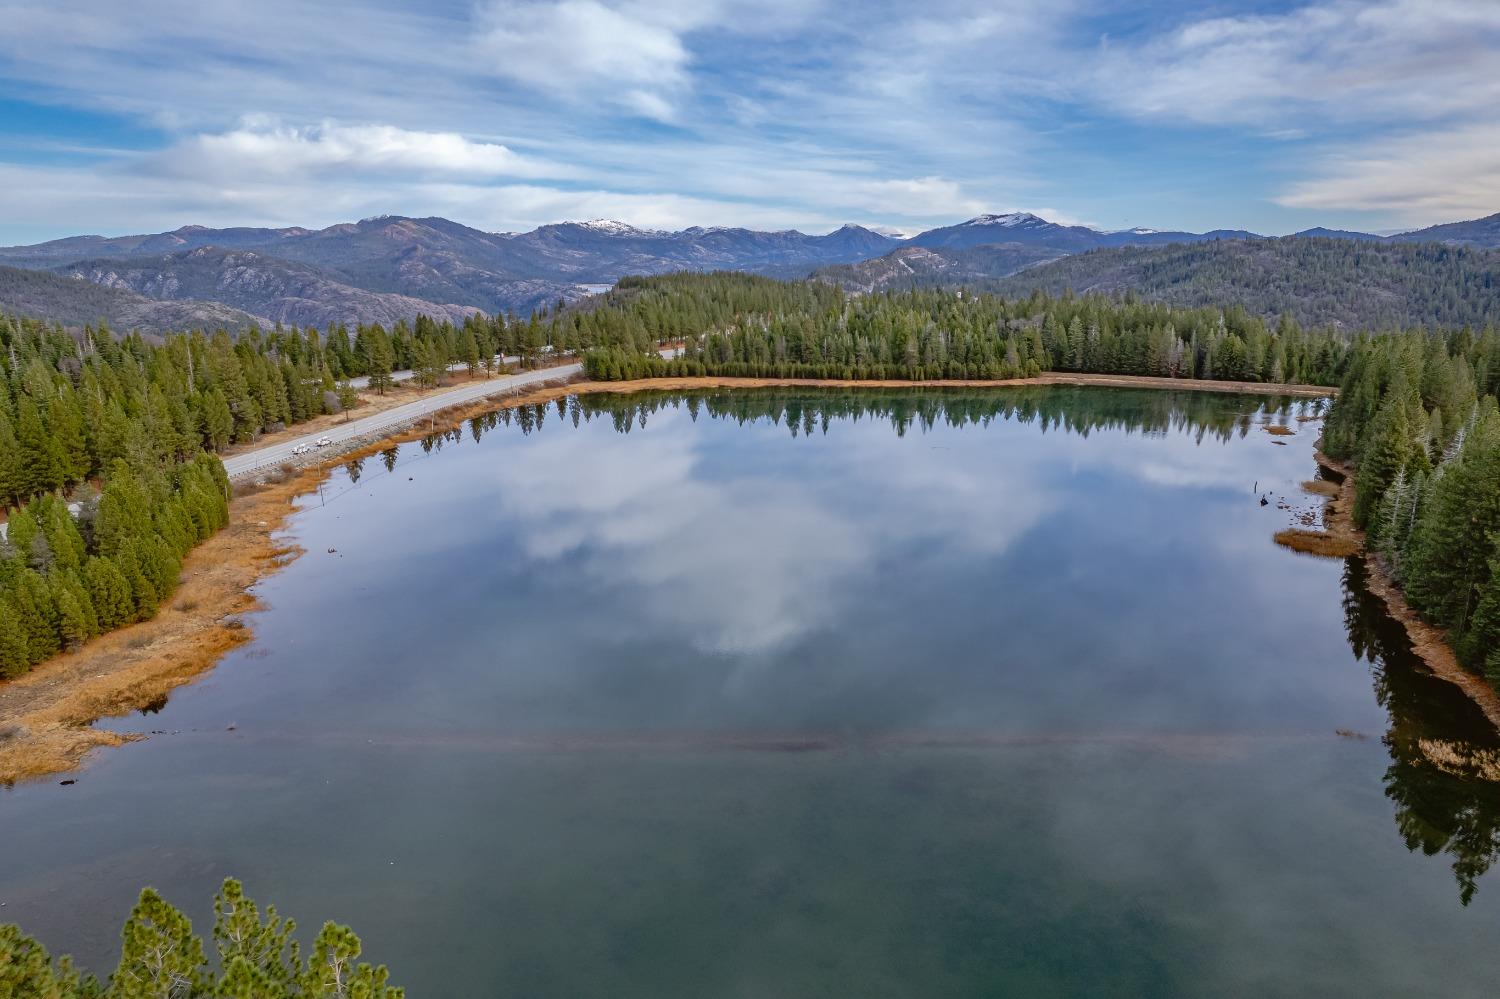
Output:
[[1, 210, 1497, 333]]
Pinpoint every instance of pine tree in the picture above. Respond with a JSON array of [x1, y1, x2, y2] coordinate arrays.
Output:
[[1353, 396, 1422, 528], [94, 466, 154, 560], [0, 599, 32, 678], [1470, 543, 1500, 687], [459, 328, 481, 376], [363, 327, 394, 395], [300, 923, 403, 999], [200, 387, 234, 451], [109, 889, 207, 999], [16, 397, 63, 497], [85, 556, 136, 631], [1404, 407, 1500, 647], [52, 578, 92, 650], [0, 404, 22, 507], [211, 879, 300, 995], [0, 924, 101, 998], [336, 381, 358, 422], [11, 569, 59, 662]]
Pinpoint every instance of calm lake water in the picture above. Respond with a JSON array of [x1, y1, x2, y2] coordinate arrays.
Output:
[[4, 386, 1500, 997]]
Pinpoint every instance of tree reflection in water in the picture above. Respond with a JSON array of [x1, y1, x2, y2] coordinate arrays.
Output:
[[1344, 557, 1500, 905]]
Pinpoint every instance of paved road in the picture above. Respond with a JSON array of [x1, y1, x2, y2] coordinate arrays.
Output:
[[345, 353, 525, 389], [221, 362, 583, 479]]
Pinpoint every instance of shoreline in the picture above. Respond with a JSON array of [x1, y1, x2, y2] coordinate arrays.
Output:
[[1, 371, 1334, 785], [564, 370, 1336, 398], [1289, 449, 1500, 732]]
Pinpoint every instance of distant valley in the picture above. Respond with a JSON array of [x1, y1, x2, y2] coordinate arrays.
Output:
[[2, 209, 1498, 333]]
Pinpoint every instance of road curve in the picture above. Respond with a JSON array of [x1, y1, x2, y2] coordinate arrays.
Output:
[[221, 362, 583, 479]]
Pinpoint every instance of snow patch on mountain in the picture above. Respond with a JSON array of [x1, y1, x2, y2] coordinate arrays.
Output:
[[572, 219, 659, 236], [961, 212, 1048, 228]]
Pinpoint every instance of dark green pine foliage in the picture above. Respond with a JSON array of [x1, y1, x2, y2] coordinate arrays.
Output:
[[1469, 540, 1500, 689], [1324, 327, 1500, 687], [575, 273, 1352, 386]]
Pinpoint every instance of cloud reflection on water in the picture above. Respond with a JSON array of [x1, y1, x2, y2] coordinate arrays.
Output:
[[482, 407, 1052, 654]]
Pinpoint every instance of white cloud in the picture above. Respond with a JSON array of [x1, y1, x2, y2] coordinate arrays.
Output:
[[474, 0, 692, 121], [1091, 0, 1500, 128], [1276, 122, 1500, 225], [470, 0, 829, 121], [156, 118, 575, 181], [851, 177, 987, 219]]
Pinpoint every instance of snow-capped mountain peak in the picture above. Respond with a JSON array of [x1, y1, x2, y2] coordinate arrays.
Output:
[[573, 219, 656, 236], [962, 212, 1049, 228]]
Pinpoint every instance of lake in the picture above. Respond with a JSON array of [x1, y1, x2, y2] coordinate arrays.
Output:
[[3, 386, 1499, 997]]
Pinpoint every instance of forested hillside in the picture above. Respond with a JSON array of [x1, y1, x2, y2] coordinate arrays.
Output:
[[579, 273, 1350, 384], [812, 244, 1065, 292], [987, 238, 1500, 330], [1322, 328, 1500, 685], [59, 247, 481, 328]]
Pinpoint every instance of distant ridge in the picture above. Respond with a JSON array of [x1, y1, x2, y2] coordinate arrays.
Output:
[[0, 263, 266, 333], [2, 209, 1498, 329]]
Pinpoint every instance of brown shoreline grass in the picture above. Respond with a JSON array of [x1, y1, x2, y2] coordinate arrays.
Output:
[[0, 370, 1336, 784], [1274, 528, 1361, 557]]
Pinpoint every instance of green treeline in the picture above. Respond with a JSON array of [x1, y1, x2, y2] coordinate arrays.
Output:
[[1322, 328, 1500, 685], [577, 273, 1352, 384], [0, 878, 401, 998], [0, 304, 561, 677]]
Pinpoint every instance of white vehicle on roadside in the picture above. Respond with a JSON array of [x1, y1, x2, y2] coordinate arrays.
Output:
[[315, 436, 333, 448], [290, 443, 311, 456]]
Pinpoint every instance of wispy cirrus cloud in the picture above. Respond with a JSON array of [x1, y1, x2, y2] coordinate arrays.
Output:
[[1276, 122, 1500, 224], [474, 0, 693, 121], [1090, 0, 1500, 128], [0, 0, 1498, 242]]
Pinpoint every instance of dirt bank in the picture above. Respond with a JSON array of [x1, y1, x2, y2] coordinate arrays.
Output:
[[0, 371, 1334, 784], [1283, 450, 1500, 732]]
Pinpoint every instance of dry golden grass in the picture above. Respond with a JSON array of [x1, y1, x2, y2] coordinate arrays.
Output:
[[1263, 424, 1296, 436], [1300, 479, 1340, 497], [1274, 528, 1362, 557]]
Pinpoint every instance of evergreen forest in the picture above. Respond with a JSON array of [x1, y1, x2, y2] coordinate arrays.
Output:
[[579, 274, 1351, 383], [1322, 328, 1500, 684]]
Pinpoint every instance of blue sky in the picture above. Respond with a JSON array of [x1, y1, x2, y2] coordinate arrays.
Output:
[[0, 0, 1497, 244]]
